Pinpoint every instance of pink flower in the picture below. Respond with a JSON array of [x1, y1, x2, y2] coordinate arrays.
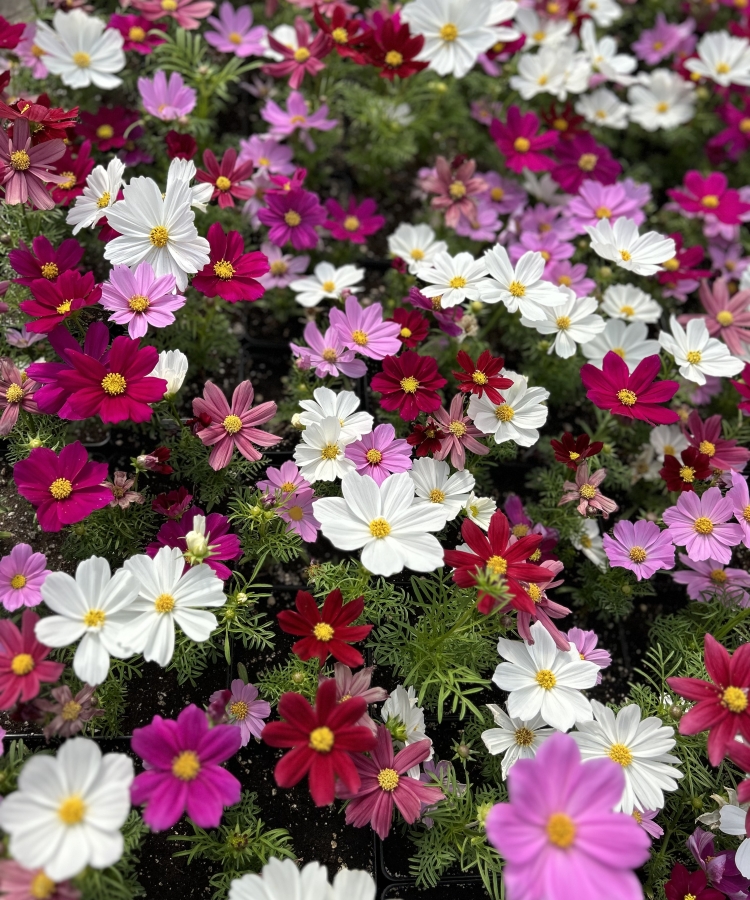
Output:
[[278, 488, 320, 542], [663, 487, 743, 564], [516, 559, 571, 651], [191, 380, 280, 470], [0, 119, 65, 210], [338, 726, 443, 839], [550, 134, 622, 194], [0, 544, 50, 611], [257, 187, 326, 250], [0, 610, 64, 710], [418, 156, 487, 229], [566, 181, 645, 231], [345, 423, 412, 484], [205, 2, 266, 56], [431, 394, 488, 470], [260, 91, 337, 150], [132, 0, 215, 30], [683, 409, 750, 473], [38, 683, 103, 739], [489, 107, 559, 174], [669, 171, 750, 229], [195, 148, 254, 209], [13, 442, 111, 532], [104, 471, 144, 509], [602, 520, 675, 580], [565, 627, 611, 684], [192, 223, 269, 302], [9, 236, 83, 287], [138, 71, 196, 121], [290, 320, 367, 379], [0, 358, 38, 436], [559, 463, 618, 519], [218, 679, 270, 746], [545, 260, 596, 297], [672, 554, 750, 606], [263, 17, 332, 89], [454, 200, 503, 242], [99, 262, 185, 339], [632, 13, 689, 64], [581, 352, 680, 426], [486, 732, 650, 900], [147, 506, 241, 580], [480, 171, 527, 214], [326, 663, 388, 736], [108, 13, 166, 53], [330, 295, 401, 360], [257, 242, 308, 289], [678, 279, 750, 359], [0, 860, 80, 900], [15, 24, 49, 79], [325, 196, 385, 244], [508, 231, 574, 266], [257, 460, 309, 499], [237, 136, 294, 176], [727, 471, 750, 547]]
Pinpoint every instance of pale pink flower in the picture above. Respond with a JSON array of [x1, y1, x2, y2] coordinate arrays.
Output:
[[432, 394, 488, 470], [559, 463, 618, 519]]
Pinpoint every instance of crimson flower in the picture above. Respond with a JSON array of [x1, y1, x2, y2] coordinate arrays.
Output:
[[324, 196, 385, 244], [152, 487, 193, 519], [277, 589, 372, 667], [137, 446, 173, 474], [665, 865, 724, 900], [20, 270, 101, 334], [550, 133, 621, 194], [489, 106, 559, 173], [78, 106, 141, 151], [262, 678, 376, 807], [359, 11, 427, 80], [391, 308, 429, 349], [263, 17, 332, 89], [9, 235, 83, 286], [657, 233, 711, 290], [453, 349, 513, 405], [0, 610, 64, 710], [50, 140, 95, 206], [540, 102, 586, 140], [581, 352, 680, 425], [406, 421, 447, 457], [683, 409, 750, 473], [550, 432, 603, 470], [165, 130, 197, 160], [313, 4, 367, 59], [196, 148, 254, 209], [660, 447, 712, 493], [192, 223, 269, 303], [667, 633, 750, 767], [732, 362, 750, 415], [0, 95, 78, 143], [0, 16, 25, 50], [371, 351, 447, 421]]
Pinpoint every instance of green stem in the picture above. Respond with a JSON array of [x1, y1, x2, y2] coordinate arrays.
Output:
[[427, 605, 476, 651], [714, 607, 750, 642], [19, 203, 35, 244]]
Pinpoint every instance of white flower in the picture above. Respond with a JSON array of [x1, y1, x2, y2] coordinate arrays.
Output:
[[416, 251, 492, 309], [511, 45, 568, 100], [34, 9, 125, 90], [659, 316, 744, 385], [104, 176, 210, 291], [313, 471, 445, 577], [469, 371, 549, 448], [631, 444, 661, 483], [720, 804, 750, 878], [514, 8, 571, 49], [627, 69, 695, 132], [522, 171, 570, 206], [465, 492, 497, 530], [481, 704, 555, 780], [581, 319, 661, 371], [387, 223, 448, 275], [289, 262, 364, 308], [229, 858, 376, 900], [572, 700, 683, 813], [0, 738, 133, 882], [579, 20, 636, 84], [402, 0, 498, 78], [294, 416, 357, 483], [486, 0, 521, 41], [521, 288, 606, 358], [576, 87, 630, 129], [66, 158, 125, 234], [120, 547, 226, 667], [35, 556, 139, 686], [601, 284, 662, 324], [298, 387, 373, 442], [166, 157, 214, 213], [579, 0, 622, 27], [150, 349, 188, 399], [482, 245, 565, 320], [571, 519, 606, 570], [382, 684, 433, 776], [586, 217, 676, 276], [409, 457, 475, 521], [493, 621, 599, 731], [686, 32, 750, 87], [650, 424, 689, 462]]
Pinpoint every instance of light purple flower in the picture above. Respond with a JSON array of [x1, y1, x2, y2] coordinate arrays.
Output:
[[632, 13, 690, 65], [671, 554, 750, 606], [708, 240, 750, 281], [345, 423, 412, 485], [330, 295, 401, 360], [325, 662, 388, 736], [237, 136, 295, 176], [277, 488, 320, 542], [688, 827, 749, 896], [205, 2, 266, 57], [508, 231, 574, 266], [565, 627, 611, 685], [138, 71, 197, 121], [5, 325, 46, 349], [256, 242, 308, 289], [223, 679, 270, 746], [432, 394, 488, 470], [689, 375, 723, 407], [454, 201, 502, 242], [290, 321, 367, 380], [260, 91, 337, 152], [257, 460, 309, 499], [480, 171, 527, 215], [565, 181, 645, 232], [662, 487, 744, 564], [636, 809, 664, 840], [0, 544, 50, 611], [15, 23, 48, 78], [545, 260, 596, 297], [727, 470, 750, 548], [518, 204, 578, 242], [99, 261, 185, 339], [602, 520, 675, 581]]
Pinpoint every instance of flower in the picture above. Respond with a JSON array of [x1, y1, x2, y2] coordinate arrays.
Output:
[[650, 424, 690, 463], [149, 349, 189, 399], [49, 141, 94, 207], [38, 683, 103, 740], [371, 351, 447, 421], [381, 685, 432, 771], [298, 387, 373, 442], [257, 242, 308, 289], [453, 350, 513, 406], [330, 295, 401, 359], [260, 91, 337, 148], [134, 0, 215, 30], [205, 2, 266, 56], [313, 471, 446, 577], [489, 106, 559, 173], [9, 236, 83, 287], [567, 627, 611, 682], [408, 286, 464, 337], [192, 223, 269, 302], [326, 664, 388, 737], [263, 17, 331, 89], [0, 545, 50, 612], [581, 352, 680, 426], [0, 119, 66, 211], [277, 589, 372, 667], [409, 457, 475, 522], [0, 358, 38, 436], [104, 471, 143, 509], [663, 487, 743, 565], [0, 738, 133, 881], [109, 13, 166, 54], [192, 380, 279, 471], [521, 288, 605, 358], [294, 416, 357, 483], [99, 261, 185, 339], [481, 704, 555, 780], [582, 319, 661, 373], [586, 217, 676, 275], [431, 394, 488, 469], [551, 134, 622, 194], [482, 246, 565, 321], [603, 520, 675, 580], [78, 106, 139, 152], [0, 861, 79, 900], [345, 423, 412, 485], [165, 131, 197, 160], [418, 156, 487, 228], [138, 69, 197, 120], [66, 157, 125, 234], [0, 610, 63, 710], [20, 270, 101, 335], [670, 172, 750, 232], [719, 802, 750, 876], [325, 197, 385, 244], [686, 32, 750, 87], [289, 262, 364, 308], [290, 321, 366, 379], [387, 223, 447, 275], [688, 827, 750, 896], [228, 858, 376, 900], [29, 324, 110, 413], [359, 10, 428, 79], [257, 187, 327, 251], [465, 493, 497, 530], [665, 864, 725, 900], [551, 433, 604, 471], [673, 554, 750, 606], [469, 372, 550, 448], [560, 463, 618, 519], [148, 507, 241, 580], [485, 732, 650, 900], [628, 68, 696, 131], [13, 442, 111, 533], [416, 251, 492, 308], [659, 316, 744, 386], [221, 680, 270, 746], [566, 180, 644, 231], [682, 279, 750, 359], [602, 284, 662, 324], [262, 678, 376, 806], [728, 472, 750, 548], [391, 308, 429, 349], [131, 704, 241, 831], [34, 10, 125, 89], [660, 448, 712, 493], [195, 148, 254, 209], [277, 488, 320, 542]]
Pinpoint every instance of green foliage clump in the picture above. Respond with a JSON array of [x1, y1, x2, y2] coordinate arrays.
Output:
[[62, 503, 160, 568], [76, 812, 148, 900]]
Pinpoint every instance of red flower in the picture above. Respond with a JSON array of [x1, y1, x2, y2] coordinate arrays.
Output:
[[406, 421, 447, 457], [550, 133, 621, 194], [665, 864, 724, 900], [152, 486, 193, 519], [733, 362, 750, 415], [443, 511, 550, 615], [358, 11, 428, 80], [657, 233, 711, 289], [196, 148, 254, 209], [489, 106, 559, 174], [277, 589, 372, 667], [371, 351, 447, 421], [165, 130, 197, 160], [0, 610, 64, 710], [20, 270, 101, 334], [581, 352, 680, 425], [192, 222, 269, 303], [391, 308, 429, 348], [262, 678, 376, 806], [550, 432, 603, 470], [49, 140, 95, 206], [667, 633, 750, 767], [0, 95, 78, 143], [313, 4, 367, 59], [540, 102, 586, 140], [453, 349, 513, 405], [262, 17, 332, 89], [0, 16, 25, 50], [660, 447, 712, 493], [78, 106, 141, 152]]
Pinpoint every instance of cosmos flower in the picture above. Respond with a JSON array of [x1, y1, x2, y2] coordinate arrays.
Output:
[[371, 351, 447, 421], [34, 9, 125, 90], [663, 488, 743, 565], [99, 261, 185, 339], [192, 223, 269, 302]]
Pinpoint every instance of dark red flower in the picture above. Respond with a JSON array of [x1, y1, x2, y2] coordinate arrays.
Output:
[[581, 352, 680, 425], [550, 133, 622, 194], [0, 16, 25, 50], [262, 678, 376, 807], [540, 102, 586, 140], [732, 362, 750, 415], [0, 95, 78, 143], [152, 487, 193, 519], [371, 351, 446, 421], [192, 223, 269, 303], [657, 233, 712, 289], [313, 4, 367, 59], [195, 147, 254, 209], [453, 349, 513, 405], [165, 130, 197, 160], [550, 432, 604, 470], [406, 421, 447, 457], [78, 106, 140, 152], [359, 11, 427, 80], [277, 589, 372, 667], [138, 447, 173, 475], [20, 270, 101, 334], [660, 447, 712, 493], [49, 140, 95, 207], [665, 864, 724, 900], [9, 235, 83, 286], [390, 308, 429, 348]]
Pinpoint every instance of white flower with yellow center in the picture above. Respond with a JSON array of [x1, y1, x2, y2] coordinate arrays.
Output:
[[571, 519, 606, 570], [294, 415, 357, 483], [483, 245, 566, 321], [686, 32, 750, 88], [469, 371, 549, 448], [289, 262, 364, 308], [579, 0, 622, 27], [514, 7, 571, 49], [493, 621, 600, 732], [387, 223, 448, 275], [313, 471, 445, 577], [579, 19, 636, 84], [649, 424, 689, 462], [571, 700, 682, 813], [149, 349, 188, 399], [416, 251, 493, 309], [34, 9, 125, 90], [298, 387, 373, 442], [409, 457, 475, 521], [521, 288, 606, 358], [166, 157, 214, 212], [659, 316, 743, 385], [0, 738, 133, 881], [481, 703, 555, 779], [582, 319, 661, 371], [586, 217, 676, 276], [576, 87, 630, 130], [464, 492, 497, 530], [229, 858, 377, 900], [103, 176, 210, 291], [601, 284, 662, 324], [382, 684, 433, 776], [66, 157, 125, 234], [510, 45, 569, 101], [627, 69, 695, 132], [35, 556, 139, 686]]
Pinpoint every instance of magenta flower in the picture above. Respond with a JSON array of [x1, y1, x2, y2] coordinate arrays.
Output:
[[669, 171, 750, 229], [0, 358, 38, 436], [192, 380, 280, 470], [9, 235, 83, 286], [257, 242, 309, 290], [147, 507, 241, 580], [559, 463, 618, 519], [431, 394, 488, 470], [257, 461, 309, 499], [222, 679, 270, 746], [325, 197, 385, 244], [672, 554, 750, 605], [138, 71, 197, 121], [678, 279, 750, 359], [0, 610, 64, 710], [192, 223, 269, 302], [327, 663, 388, 736], [551, 134, 621, 194], [260, 91, 337, 151], [602, 520, 675, 581], [0, 119, 65, 210], [330, 295, 401, 361], [257, 187, 326, 251], [277, 488, 320, 542], [345, 423, 412, 485], [104, 471, 144, 509], [418, 156, 487, 229], [109, 13, 166, 53], [290, 321, 367, 380], [632, 13, 687, 64], [13, 442, 111, 533], [0, 859, 80, 900], [489, 107, 559, 174], [727, 471, 750, 547], [20, 270, 101, 335], [263, 17, 332, 89], [662, 487, 743, 564], [710, 99, 750, 163], [99, 262, 185, 340], [132, 0, 215, 30], [237, 136, 294, 177], [131, 704, 241, 831], [683, 410, 750, 473], [486, 733, 650, 900], [339, 726, 443, 839], [581, 353, 680, 426], [545, 260, 596, 297], [565, 627, 611, 684], [566, 181, 645, 231], [0, 544, 50, 612], [205, 3, 266, 56]]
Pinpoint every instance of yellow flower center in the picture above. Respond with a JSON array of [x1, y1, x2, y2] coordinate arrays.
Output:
[[30, 873, 56, 899], [5, 383, 24, 403], [369, 517, 391, 539], [400, 376, 419, 393], [579, 484, 597, 499], [58, 795, 86, 825], [528, 583, 542, 602], [711, 568, 727, 584], [313, 622, 335, 642], [449, 421, 467, 437], [701, 195, 720, 208], [723, 686, 748, 713], [608, 743, 633, 766], [309, 726, 334, 752], [680, 466, 696, 483], [628, 546, 647, 563], [366, 449, 383, 464], [580, 535, 592, 548], [385, 49, 404, 66], [83, 609, 106, 628], [351, 329, 368, 346], [469, 371, 488, 388], [223, 414, 243, 434], [11, 653, 35, 676], [508, 280, 526, 297], [270, 260, 288, 276], [72, 51, 90, 68], [514, 137, 531, 152], [716, 310, 734, 327], [287, 505, 304, 521], [619, 306, 635, 319], [429, 488, 446, 504], [154, 592, 175, 613], [378, 768, 400, 791], [321, 348, 338, 362], [400, 327, 412, 338], [740, 117, 750, 132], [215, 175, 232, 192], [96, 191, 111, 209], [101, 373, 127, 396], [30, 44, 45, 58], [487, 555, 508, 576], [449, 275, 467, 289], [694, 516, 714, 535], [440, 23, 459, 41], [495, 404, 514, 422], [230, 700, 249, 719], [656, 101, 670, 113], [343, 215, 360, 231], [49, 477, 73, 500], [128, 294, 150, 312], [213, 259, 235, 280], [686, 350, 702, 365], [448, 180, 467, 199], [619, 249, 632, 262], [744, 504, 750, 523], [578, 153, 598, 171], [547, 812, 575, 848], [431, 296, 443, 309], [490, 187, 506, 203], [284, 210, 302, 227], [617, 389, 637, 407], [10, 150, 31, 171], [320, 443, 340, 460], [149, 225, 169, 247], [128, 26, 146, 42], [162, 0, 178, 9], [58, 171, 76, 190], [279, 481, 296, 493], [536, 669, 557, 690], [595, 206, 612, 219], [290, 115, 306, 124], [40, 262, 59, 279], [659, 257, 679, 272], [228, 30, 242, 44], [62, 700, 82, 722], [294, 47, 311, 62], [96, 124, 115, 139], [172, 750, 201, 780], [56, 300, 73, 317], [10, 574, 27, 589], [514, 726, 534, 746], [331, 26, 349, 43], [556, 315, 572, 330]]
